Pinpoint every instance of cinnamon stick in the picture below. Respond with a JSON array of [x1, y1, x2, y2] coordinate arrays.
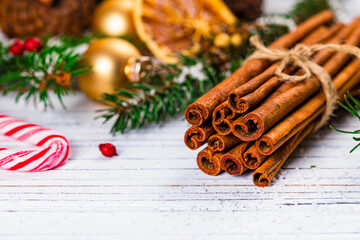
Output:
[[301, 26, 328, 45], [228, 63, 281, 113], [258, 22, 349, 104], [242, 143, 268, 169], [213, 102, 237, 123], [220, 142, 251, 175], [303, 22, 345, 45], [349, 86, 360, 97], [252, 68, 360, 186], [212, 102, 238, 135], [256, 108, 322, 156], [231, 23, 360, 141], [184, 11, 334, 126], [208, 133, 242, 152], [264, 81, 297, 101], [184, 123, 215, 150], [311, 17, 360, 64], [228, 22, 345, 114], [231, 74, 321, 141], [253, 122, 316, 187], [256, 54, 360, 156], [214, 25, 336, 133], [213, 118, 234, 136], [212, 82, 286, 135], [197, 147, 224, 176], [230, 66, 295, 114], [336, 68, 360, 100], [243, 103, 313, 169]]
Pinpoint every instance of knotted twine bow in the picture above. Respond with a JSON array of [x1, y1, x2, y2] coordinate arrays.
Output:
[[246, 35, 360, 129]]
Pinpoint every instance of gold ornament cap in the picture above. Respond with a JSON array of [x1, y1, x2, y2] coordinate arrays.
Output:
[[124, 56, 160, 83]]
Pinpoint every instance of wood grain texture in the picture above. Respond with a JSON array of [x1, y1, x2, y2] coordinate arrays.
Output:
[[1, 1, 360, 239], [1, 91, 360, 240]]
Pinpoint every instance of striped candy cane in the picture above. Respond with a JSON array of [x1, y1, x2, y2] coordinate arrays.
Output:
[[0, 115, 69, 172]]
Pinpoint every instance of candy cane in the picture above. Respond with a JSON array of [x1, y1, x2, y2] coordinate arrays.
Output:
[[0, 115, 69, 172]]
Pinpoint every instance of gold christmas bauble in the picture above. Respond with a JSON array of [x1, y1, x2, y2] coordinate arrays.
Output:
[[78, 38, 141, 100], [92, 0, 136, 37]]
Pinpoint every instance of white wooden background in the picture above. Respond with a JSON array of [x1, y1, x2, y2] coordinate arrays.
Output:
[[1, 1, 360, 239]]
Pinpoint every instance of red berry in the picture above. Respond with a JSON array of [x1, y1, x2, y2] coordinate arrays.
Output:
[[9, 40, 24, 56], [99, 143, 118, 157], [24, 37, 42, 52]]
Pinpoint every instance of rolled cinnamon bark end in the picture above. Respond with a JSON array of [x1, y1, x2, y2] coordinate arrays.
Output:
[[233, 74, 287, 114], [214, 119, 234, 135], [184, 103, 210, 126], [197, 148, 223, 176], [253, 122, 316, 187], [208, 133, 242, 152], [232, 75, 321, 142], [236, 99, 249, 113], [220, 142, 251, 175], [184, 124, 215, 150], [256, 107, 322, 156], [230, 82, 277, 114], [256, 136, 275, 155], [253, 172, 271, 187], [213, 102, 237, 124], [243, 144, 267, 169], [232, 114, 264, 141], [228, 63, 279, 113], [212, 102, 239, 135], [220, 155, 247, 175]]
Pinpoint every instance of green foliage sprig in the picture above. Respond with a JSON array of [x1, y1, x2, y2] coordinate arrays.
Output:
[[330, 92, 360, 153], [249, 24, 290, 48], [0, 36, 91, 108], [97, 23, 289, 134], [288, 0, 332, 24], [96, 56, 230, 134], [0, 0, 329, 134], [97, 0, 334, 133]]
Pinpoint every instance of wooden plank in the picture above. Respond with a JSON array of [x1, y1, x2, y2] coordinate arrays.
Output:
[[1, 1, 360, 238]]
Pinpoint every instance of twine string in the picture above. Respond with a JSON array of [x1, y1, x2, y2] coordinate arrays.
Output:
[[246, 35, 360, 129]]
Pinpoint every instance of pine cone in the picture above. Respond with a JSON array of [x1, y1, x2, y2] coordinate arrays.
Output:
[[224, 0, 263, 21], [0, 0, 96, 38]]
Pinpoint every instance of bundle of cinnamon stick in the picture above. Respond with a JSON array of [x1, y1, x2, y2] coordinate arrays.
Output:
[[184, 10, 360, 187]]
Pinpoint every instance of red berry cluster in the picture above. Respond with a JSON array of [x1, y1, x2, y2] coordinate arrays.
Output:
[[9, 37, 43, 56]]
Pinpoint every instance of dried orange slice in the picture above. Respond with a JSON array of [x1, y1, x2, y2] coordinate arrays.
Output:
[[133, 0, 238, 63]]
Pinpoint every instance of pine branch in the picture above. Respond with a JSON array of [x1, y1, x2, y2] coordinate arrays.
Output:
[[96, 0, 323, 134], [44, 34, 93, 48], [97, 22, 290, 134], [287, 0, 332, 24], [248, 24, 290, 48], [330, 92, 360, 153], [0, 36, 91, 108], [96, 56, 222, 134]]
